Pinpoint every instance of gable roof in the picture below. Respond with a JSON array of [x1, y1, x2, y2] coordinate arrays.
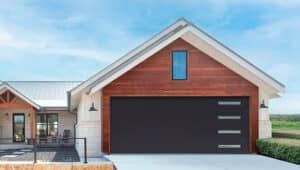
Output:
[[1, 81, 81, 109], [0, 82, 40, 109], [69, 18, 285, 108]]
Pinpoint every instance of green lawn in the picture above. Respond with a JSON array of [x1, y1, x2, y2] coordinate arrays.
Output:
[[270, 114, 300, 131], [272, 120, 300, 130], [270, 114, 300, 139]]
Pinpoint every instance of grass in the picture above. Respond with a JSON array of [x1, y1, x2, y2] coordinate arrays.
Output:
[[270, 114, 300, 131], [271, 120, 300, 130], [270, 114, 300, 139]]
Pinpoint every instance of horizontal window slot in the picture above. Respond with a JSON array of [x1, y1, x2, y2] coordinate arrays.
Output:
[[218, 101, 241, 106], [218, 116, 241, 120], [218, 130, 241, 134], [218, 145, 241, 149]]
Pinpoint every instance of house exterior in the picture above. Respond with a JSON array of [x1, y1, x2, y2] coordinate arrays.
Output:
[[0, 19, 284, 156], [0, 81, 78, 149]]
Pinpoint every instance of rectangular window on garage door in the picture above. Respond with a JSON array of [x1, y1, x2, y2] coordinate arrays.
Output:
[[172, 51, 187, 80]]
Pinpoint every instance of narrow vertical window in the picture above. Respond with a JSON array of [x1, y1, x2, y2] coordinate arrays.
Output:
[[172, 51, 187, 80]]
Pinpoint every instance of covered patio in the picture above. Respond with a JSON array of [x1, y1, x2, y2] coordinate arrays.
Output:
[[0, 147, 80, 162], [0, 83, 37, 149]]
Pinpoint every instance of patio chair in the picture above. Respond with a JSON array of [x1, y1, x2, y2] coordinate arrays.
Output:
[[62, 130, 72, 146]]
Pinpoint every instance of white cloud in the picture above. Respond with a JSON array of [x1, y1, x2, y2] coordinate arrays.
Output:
[[0, 28, 121, 63], [243, 18, 300, 40], [44, 47, 117, 63], [44, 15, 86, 25], [264, 0, 300, 7], [208, 0, 300, 8], [0, 1, 145, 64], [270, 94, 300, 114], [228, 16, 300, 69], [267, 63, 299, 83], [0, 30, 13, 42]]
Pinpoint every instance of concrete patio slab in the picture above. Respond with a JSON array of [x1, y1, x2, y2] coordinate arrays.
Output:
[[0, 147, 80, 162], [107, 154, 300, 170]]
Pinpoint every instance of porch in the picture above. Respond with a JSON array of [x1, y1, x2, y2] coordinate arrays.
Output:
[[0, 90, 37, 147], [0, 88, 76, 149], [0, 147, 80, 162]]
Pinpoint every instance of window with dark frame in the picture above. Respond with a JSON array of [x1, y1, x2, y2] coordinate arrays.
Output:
[[36, 113, 58, 137], [172, 51, 187, 80]]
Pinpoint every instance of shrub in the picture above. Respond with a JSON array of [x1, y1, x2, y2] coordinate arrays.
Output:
[[257, 138, 300, 164]]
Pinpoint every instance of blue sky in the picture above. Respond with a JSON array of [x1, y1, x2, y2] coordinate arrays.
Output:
[[0, 0, 299, 114]]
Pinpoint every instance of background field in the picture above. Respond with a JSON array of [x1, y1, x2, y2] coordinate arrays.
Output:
[[270, 114, 300, 139], [270, 114, 300, 131]]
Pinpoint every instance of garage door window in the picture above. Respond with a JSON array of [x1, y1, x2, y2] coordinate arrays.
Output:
[[172, 51, 187, 80]]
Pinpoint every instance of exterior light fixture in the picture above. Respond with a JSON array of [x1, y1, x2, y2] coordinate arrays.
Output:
[[260, 100, 268, 108], [28, 113, 31, 117], [89, 102, 98, 111]]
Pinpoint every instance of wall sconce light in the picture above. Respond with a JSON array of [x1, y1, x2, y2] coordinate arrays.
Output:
[[89, 102, 98, 111], [28, 113, 31, 117], [260, 100, 268, 108], [5, 113, 8, 117]]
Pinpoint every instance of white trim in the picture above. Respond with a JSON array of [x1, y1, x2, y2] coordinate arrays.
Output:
[[89, 26, 190, 94], [0, 83, 40, 109], [70, 18, 284, 105], [185, 26, 284, 94], [70, 19, 188, 95]]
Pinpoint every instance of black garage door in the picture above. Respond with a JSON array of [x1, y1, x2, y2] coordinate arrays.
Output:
[[111, 97, 249, 153]]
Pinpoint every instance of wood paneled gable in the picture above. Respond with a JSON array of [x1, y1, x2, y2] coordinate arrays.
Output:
[[102, 38, 259, 154]]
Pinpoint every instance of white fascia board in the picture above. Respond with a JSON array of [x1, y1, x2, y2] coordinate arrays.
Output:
[[89, 26, 190, 94], [184, 26, 285, 96], [72, 19, 284, 99], [0, 84, 40, 109], [70, 19, 188, 96], [89, 25, 284, 96]]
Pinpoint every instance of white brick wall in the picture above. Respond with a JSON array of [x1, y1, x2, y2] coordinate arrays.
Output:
[[259, 108, 272, 139]]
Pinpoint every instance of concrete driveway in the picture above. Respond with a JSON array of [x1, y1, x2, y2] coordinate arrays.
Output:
[[107, 154, 300, 170]]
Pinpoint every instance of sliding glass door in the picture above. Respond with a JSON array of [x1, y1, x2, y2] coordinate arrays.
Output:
[[36, 113, 58, 137]]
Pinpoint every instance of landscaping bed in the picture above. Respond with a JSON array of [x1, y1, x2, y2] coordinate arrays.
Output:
[[257, 138, 300, 164]]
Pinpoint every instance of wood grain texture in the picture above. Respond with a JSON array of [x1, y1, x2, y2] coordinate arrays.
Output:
[[102, 38, 258, 153], [30, 107, 37, 140]]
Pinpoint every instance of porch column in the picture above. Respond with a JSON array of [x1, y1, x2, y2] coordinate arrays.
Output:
[[30, 107, 36, 141]]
